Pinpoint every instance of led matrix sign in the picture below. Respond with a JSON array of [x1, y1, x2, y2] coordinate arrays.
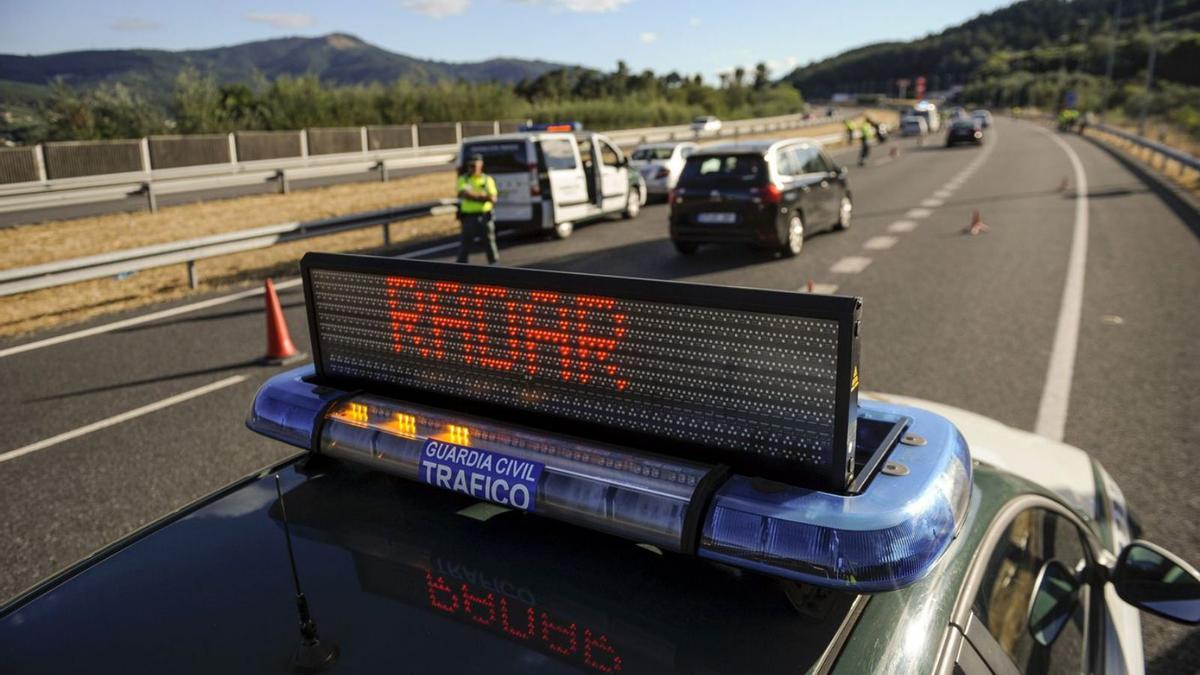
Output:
[[302, 253, 861, 490]]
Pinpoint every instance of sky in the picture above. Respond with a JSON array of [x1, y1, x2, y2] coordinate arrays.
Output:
[[0, 0, 1014, 80]]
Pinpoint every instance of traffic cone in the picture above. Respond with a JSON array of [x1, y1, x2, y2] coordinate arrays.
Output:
[[963, 210, 990, 236], [807, 279, 814, 293], [263, 278, 306, 365]]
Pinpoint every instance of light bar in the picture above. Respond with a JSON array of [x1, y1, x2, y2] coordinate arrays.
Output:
[[519, 122, 583, 132], [301, 253, 861, 492], [247, 367, 971, 592]]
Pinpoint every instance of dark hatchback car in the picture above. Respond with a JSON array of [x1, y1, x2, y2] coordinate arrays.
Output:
[[946, 118, 984, 147], [668, 140, 851, 256]]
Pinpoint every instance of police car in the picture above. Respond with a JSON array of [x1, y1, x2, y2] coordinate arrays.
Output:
[[1, 255, 1196, 674], [458, 123, 646, 240]]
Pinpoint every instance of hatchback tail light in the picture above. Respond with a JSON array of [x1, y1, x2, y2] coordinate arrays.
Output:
[[756, 183, 782, 204], [655, 167, 670, 179]]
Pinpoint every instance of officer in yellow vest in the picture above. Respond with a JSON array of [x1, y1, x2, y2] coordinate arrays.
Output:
[[456, 153, 500, 264]]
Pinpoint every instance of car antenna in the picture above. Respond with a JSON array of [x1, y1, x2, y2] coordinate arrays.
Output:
[[274, 474, 339, 672]]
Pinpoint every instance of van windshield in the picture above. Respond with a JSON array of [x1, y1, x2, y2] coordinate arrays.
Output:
[[679, 154, 766, 185], [462, 142, 528, 173]]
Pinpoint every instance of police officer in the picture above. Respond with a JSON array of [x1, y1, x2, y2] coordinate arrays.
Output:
[[456, 153, 499, 264]]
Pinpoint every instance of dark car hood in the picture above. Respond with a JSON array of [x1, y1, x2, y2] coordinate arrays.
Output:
[[0, 459, 856, 674]]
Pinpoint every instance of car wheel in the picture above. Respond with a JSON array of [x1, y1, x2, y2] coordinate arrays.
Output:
[[673, 240, 698, 255], [835, 195, 852, 231], [553, 220, 574, 239], [780, 214, 804, 257], [622, 189, 641, 219]]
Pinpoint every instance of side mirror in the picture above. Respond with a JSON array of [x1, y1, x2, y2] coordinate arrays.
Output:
[[1026, 560, 1080, 647], [1113, 540, 1200, 624]]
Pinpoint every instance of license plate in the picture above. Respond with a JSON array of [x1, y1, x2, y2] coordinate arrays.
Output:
[[696, 212, 737, 224]]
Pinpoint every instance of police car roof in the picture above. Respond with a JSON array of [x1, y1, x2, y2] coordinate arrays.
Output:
[[461, 131, 589, 144], [0, 457, 860, 674]]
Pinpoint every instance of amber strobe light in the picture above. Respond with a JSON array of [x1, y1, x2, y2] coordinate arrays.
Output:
[[301, 253, 862, 491]]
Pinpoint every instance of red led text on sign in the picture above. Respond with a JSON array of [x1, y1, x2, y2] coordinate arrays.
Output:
[[426, 572, 623, 672], [386, 277, 628, 389]]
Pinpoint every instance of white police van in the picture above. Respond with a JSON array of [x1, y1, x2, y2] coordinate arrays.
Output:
[[457, 123, 646, 239]]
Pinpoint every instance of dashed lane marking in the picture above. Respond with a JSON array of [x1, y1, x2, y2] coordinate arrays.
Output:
[[863, 236, 899, 250], [888, 220, 918, 233], [921, 198, 944, 208], [906, 208, 933, 219], [830, 256, 873, 274]]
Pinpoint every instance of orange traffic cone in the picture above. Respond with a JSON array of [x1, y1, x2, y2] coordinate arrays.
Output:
[[807, 279, 814, 293], [263, 278, 305, 365], [964, 210, 990, 236]]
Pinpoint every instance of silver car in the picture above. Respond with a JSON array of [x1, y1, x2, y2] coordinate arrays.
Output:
[[629, 141, 698, 198]]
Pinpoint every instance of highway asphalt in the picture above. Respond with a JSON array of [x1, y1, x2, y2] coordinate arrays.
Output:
[[0, 117, 1196, 671]]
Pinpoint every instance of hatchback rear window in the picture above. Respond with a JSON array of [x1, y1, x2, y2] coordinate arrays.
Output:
[[462, 142, 528, 173], [679, 154, 766, 184]]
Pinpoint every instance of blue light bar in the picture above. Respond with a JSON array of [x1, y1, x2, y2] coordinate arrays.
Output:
[[248, 367, 972, 592], [519, 122, 583, 132]]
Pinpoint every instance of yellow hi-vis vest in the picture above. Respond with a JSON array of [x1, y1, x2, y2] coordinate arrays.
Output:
[[457, 174, 498, 214]]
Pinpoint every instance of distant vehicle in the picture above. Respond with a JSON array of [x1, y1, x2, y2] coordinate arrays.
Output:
[[947, 106, 968, 120], [459, 124, 645, 239], [690, 116, 723, 133], [971, 109, 993, 128], [629, 141, 698, 199], [900, 116, 929, 137], [909, 101, 941, 132], [825, 106, 838, 117], [668, 139, 851, 256], [946, 118, 984, 146]]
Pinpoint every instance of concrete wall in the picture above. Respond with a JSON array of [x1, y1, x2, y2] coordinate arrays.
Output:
[[235, 131, 303, 162], [44, 140, 142, 179], [149, 134, 231, 169], [0, 146, 40, 184]]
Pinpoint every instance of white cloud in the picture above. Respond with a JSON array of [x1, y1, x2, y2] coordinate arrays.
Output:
[[688, 16, 701, 27], [514, 0, 633, 13], [785, 55, 798, 68], [640, 31, 656, 44], [244, 12, 315, 28], [402, 0, 471, 17], [110, 18, 160, 31]]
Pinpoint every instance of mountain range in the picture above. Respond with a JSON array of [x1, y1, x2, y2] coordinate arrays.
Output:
[[0, 33, 567, 103]]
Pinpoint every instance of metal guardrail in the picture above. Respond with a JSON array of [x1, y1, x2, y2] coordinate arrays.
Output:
[[1091, 123, 1200, 172], [0, 113, 853, 219], [0, 199, 457, 296]]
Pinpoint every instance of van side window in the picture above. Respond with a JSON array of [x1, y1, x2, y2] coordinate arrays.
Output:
[[806, 149, 833, 174], [793, 146, 820, 174], [774, 148, 799, 176], [577, 139, 594, 166], [541, 139, 577, 171], [599, 141, 622, 167]]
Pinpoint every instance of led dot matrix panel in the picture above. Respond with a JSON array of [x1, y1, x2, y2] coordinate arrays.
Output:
[[301, 253, 862, 491]]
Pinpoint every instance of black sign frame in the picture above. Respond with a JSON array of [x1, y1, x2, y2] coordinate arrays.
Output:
[[300, 252, 862, 492]]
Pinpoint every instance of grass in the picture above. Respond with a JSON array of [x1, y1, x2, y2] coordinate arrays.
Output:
[[0, 111, 894, 339]]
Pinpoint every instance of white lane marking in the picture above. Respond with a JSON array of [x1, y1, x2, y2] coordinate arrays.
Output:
[[921, 198, 944, 208], [400, 230, 514, 259], [0, 282, 300, 359], [830, 256, 872, 274], [0, 375, 248, 464], [1033, 129, 1089, 442], [888, 220, 918, 233], [863, 236, 898, 250], [906, 208, 933, 219], [934, 189, 954, 199], [799, 283, 840, 294]]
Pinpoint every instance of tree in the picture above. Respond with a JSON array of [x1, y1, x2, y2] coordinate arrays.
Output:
[[734, 66, 746, 88], [753, 62, 770, 91]]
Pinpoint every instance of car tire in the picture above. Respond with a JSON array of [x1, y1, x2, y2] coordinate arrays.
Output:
[[553, 220, 574, 239], [780, 214, 804, 257], [673, 240, 698, 255], [834, 195, 852, 231], [622, 189, 641, 219]]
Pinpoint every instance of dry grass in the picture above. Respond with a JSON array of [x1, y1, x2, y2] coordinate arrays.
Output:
[[0, 111, 895, 338]]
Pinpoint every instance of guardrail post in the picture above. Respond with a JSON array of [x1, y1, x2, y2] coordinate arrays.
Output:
[[360, 126, 369, 154], [228, 133, 238, 165], [139, 137, 152, 173], [383, 222, 391, 247], [299, 130, 309, 158], [34, 144, 47, 182], [411, 124, 419, 149], [144, 182, 157, 213], [455, 122, 463, 145], [493, 120, 501, 134], [377, 161, 389, 182], [278, 169, 290, 194], [187, 261, 199, 289]]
